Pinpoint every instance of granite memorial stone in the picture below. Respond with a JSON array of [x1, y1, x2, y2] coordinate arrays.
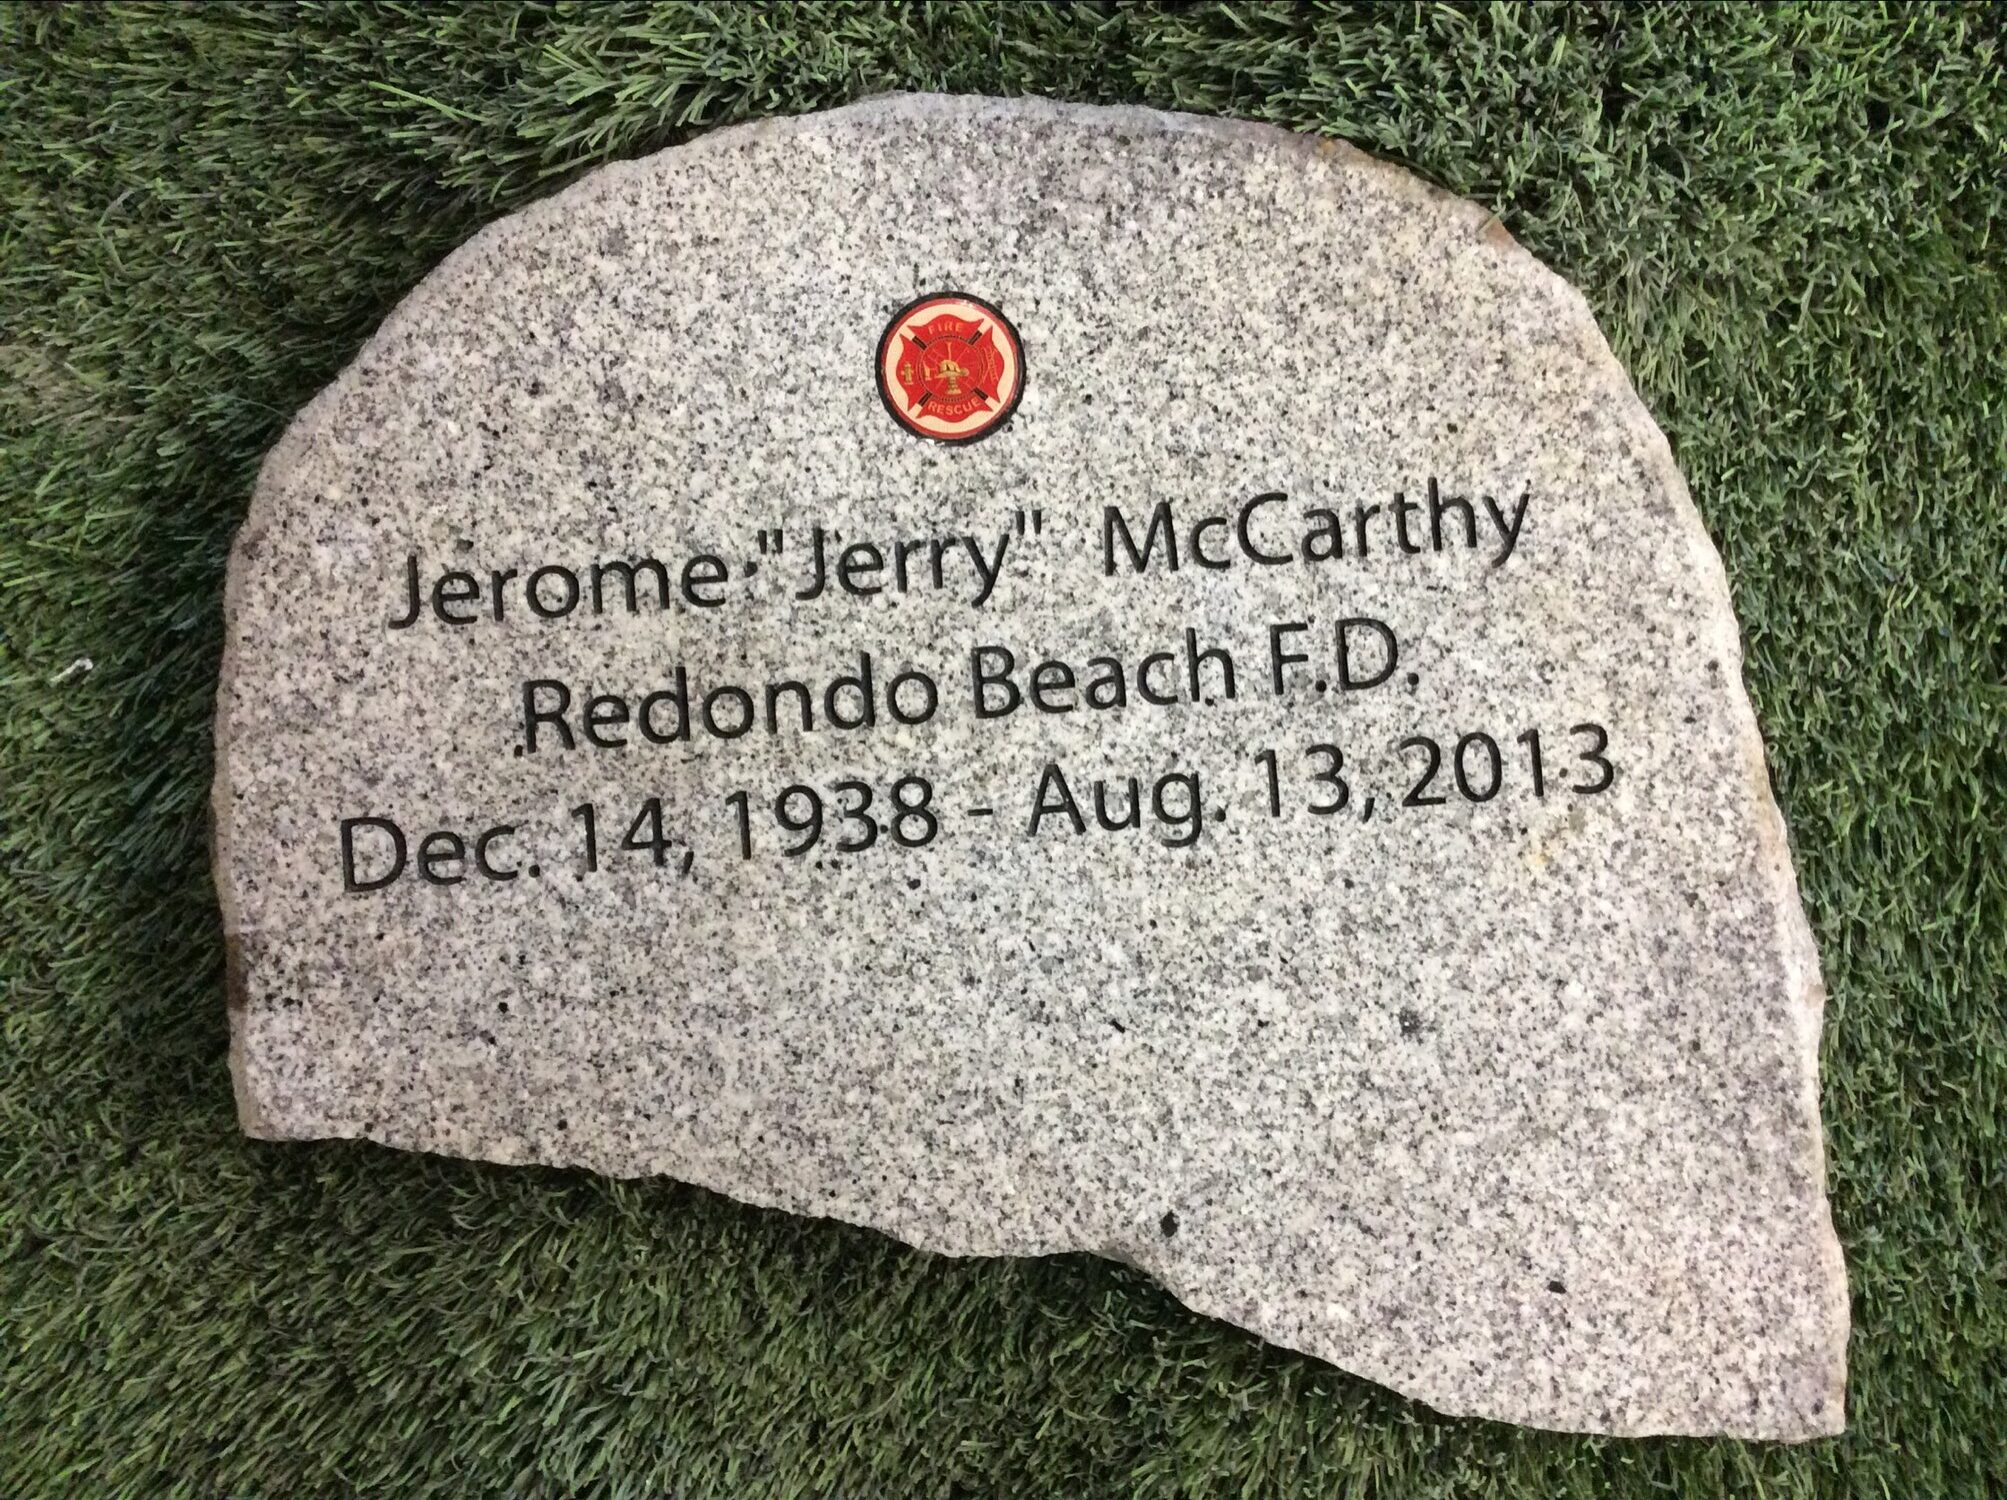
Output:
[[214, 94, 1848, 1438]]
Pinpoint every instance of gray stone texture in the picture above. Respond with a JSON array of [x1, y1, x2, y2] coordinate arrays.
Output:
[[216, 95, 1847, 1438]]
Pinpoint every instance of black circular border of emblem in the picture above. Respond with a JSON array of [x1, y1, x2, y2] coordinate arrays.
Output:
[[875, 291, 1025, 446]]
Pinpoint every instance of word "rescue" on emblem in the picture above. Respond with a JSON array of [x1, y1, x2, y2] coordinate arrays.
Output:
[[875, 292, 1024, 444]]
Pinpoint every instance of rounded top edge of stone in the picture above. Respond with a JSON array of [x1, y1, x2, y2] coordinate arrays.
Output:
[[654, 90, 1503, 234], [435, 93, 1547, 358]]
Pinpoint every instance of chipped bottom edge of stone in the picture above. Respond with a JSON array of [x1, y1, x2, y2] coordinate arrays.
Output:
[[226, 1101, 1847, 1441]]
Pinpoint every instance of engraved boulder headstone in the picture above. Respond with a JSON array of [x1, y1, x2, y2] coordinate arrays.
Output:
[[215, 95, 1847, 1438]]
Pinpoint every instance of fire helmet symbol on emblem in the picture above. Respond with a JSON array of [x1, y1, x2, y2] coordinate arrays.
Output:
[[875, 292, 1024, 444]]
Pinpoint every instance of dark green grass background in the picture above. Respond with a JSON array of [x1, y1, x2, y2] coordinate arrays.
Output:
[[3, 4, 2003, 1496]]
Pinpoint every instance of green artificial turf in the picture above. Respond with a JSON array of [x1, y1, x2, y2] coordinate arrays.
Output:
[[3, 3, 2003, 1495]]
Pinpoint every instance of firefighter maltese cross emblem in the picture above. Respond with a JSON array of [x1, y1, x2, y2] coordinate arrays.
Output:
[[875, 292, 1024, 444]]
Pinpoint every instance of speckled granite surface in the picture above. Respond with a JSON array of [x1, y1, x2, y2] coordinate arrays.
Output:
[[215, 94, 1846, 1438]]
